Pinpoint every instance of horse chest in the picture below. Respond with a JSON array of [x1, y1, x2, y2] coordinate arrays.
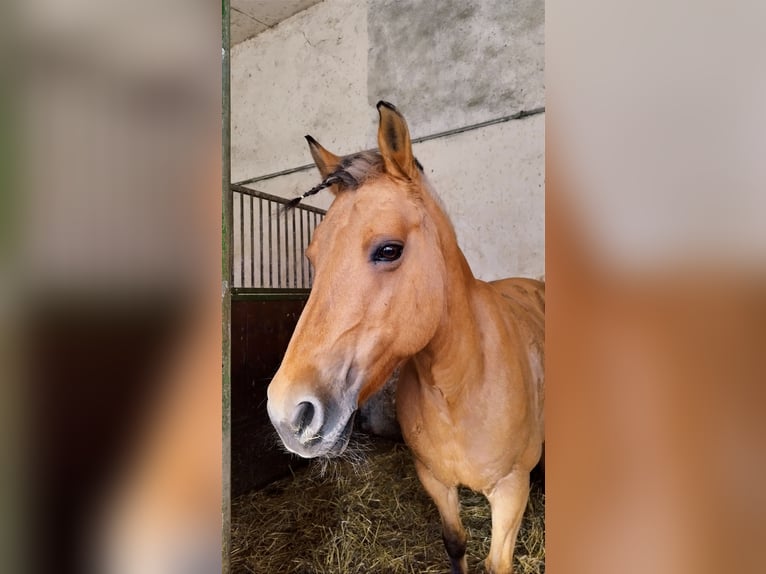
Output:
[[398, 384, 506, 489]]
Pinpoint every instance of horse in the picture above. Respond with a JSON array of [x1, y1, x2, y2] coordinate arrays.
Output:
[[267, 101, 544, 574]]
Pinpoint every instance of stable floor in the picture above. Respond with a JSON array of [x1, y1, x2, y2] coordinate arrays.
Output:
[[231, 436, 545, 574]]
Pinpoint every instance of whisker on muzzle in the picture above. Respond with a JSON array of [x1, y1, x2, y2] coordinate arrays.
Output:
[[307, 432, 374, 481]]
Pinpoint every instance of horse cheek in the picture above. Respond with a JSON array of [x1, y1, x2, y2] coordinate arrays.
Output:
[[407, 262, 445, 352]]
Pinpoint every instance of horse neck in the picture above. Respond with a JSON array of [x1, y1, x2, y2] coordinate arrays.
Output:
[[411, 187, 485, 396]]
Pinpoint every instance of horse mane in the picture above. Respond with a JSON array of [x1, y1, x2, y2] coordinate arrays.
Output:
[[285, 150, 425, 210]]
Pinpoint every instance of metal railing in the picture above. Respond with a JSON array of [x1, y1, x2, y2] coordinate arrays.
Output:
[[230, 184, 326, 290]]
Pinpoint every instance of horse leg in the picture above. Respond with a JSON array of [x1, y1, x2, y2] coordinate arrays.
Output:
[[413, 459, 467, 574], [484, 469, 530, 574]]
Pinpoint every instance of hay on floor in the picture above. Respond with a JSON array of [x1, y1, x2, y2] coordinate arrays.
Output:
[[231, 438, 544, 574]]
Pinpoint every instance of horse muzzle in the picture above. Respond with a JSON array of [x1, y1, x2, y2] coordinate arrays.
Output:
[[267, 391, 357, 458]]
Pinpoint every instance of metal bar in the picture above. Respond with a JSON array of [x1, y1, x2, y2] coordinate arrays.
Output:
[[232, 293, 310, 301], [249, 195, 254, 287], [291, 208, 297, 288], [230, 184, 326, 215], [232, 107, 546, 186], [231, 288, 312, 301], [300, 208, 305, 288], [311, 212, 317, 285], [410, 106, 546, 144], [232, 287, 313, 294], [303, 211, 311, 289], [259, 197, 264, 287], [306, 210, 312, 287], [288, 210, 293, 288], [274, 205, 282, 287], [284, 210, 290, 290], [221, 0, 232, 571], [268, 200, 273, 287], [306, 211, 313, 287], [239, 190, 244, 287]]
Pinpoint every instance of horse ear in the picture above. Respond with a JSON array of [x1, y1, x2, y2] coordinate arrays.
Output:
[[377, 101, 418, 181], [305, 135, 341, 179]]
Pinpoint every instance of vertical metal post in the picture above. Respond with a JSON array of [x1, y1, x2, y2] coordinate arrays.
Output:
[[291, 208, 297, 288], [248, 196, 253, 287], [259, 198, 264, 287], [267, 201, 273, 287], [276, 205, 282, 287], [284, 210, 290, 289], [299, 209, 305, 288], [239, 190, 244, 287], [221, 1, 232, 572], [309, 212, 317, 285], [306, 211, 312, 287]]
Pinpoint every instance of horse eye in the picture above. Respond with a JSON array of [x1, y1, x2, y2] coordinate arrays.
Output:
[[372, 243, 404, 263]]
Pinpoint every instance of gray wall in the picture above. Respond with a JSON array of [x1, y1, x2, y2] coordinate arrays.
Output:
[[232, 0, 544, 280]]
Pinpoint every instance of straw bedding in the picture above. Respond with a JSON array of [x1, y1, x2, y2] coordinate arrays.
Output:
[[231, 436, 544, 574]]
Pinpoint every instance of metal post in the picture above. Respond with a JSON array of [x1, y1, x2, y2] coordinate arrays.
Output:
[[268, 201, 273, 287], [249, 196, 254, 287], [221, 0, 232, 572], [276, 205, 282, 287], [239, 190, 244, 287], [299, 209, 305, 288], [285, 210, 291, 289], [259, 198, 264, 287], [291, 208, 297, 288]]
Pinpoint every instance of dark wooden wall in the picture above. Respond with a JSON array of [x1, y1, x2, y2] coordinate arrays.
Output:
[[230, 295, 310, 496]]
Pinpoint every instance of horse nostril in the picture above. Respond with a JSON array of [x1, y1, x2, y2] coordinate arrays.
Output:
[[292, 401, 315, 435]]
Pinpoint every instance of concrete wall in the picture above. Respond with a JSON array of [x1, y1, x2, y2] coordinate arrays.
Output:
[[231, 0, 544, 281]]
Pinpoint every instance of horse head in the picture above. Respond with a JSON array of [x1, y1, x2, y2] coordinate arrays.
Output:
[[267, 102, 451, 458]]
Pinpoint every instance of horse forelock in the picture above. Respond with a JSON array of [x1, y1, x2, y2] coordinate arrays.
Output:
[[331, 152, 433, 203], [331, 151, 385, 191], [288, 151, 427, 210]]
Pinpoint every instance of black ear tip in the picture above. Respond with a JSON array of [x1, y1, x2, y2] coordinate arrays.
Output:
[[305, 135, 317, 145], [376, 100, 397, 112]]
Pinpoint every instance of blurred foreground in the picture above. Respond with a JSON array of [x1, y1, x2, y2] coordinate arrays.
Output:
[[547, 2, 766, 573], [1, 2, 764, 574], [4, 2, 222, 573]]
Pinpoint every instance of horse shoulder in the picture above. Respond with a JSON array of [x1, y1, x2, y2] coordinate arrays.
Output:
[[485, 277, 545, 433]]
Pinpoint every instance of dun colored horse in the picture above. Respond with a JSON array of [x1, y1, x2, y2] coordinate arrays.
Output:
[[267, 101, 544, 574]]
